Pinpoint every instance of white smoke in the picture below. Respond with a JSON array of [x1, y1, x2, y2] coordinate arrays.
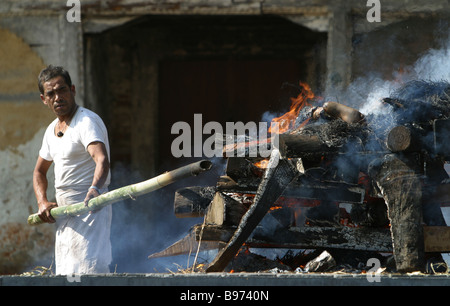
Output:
[[413, 36, 450, 82], [351, 34, 450, 266], [357, 34, 450, 117]]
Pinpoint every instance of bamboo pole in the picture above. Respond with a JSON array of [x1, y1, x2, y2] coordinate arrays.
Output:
[[27, 160, 213, 226]]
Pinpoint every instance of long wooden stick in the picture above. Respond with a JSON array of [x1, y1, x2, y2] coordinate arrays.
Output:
[[27, 160, 213, 226]]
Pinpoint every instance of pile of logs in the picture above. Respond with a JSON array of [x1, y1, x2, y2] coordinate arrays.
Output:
[[150, 81, 450, 273], [149, 125, 450, 273]]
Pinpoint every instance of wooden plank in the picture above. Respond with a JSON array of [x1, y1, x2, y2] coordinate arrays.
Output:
[[284, 181, 365, 204], [196, 224, 392, 252], [205, 192, 248, 226], [250, 226, 393, 252], [369, 154, 425, 272], [151, 225, 450, 260], [174, 186, 215, 218], [424, 226, 450, 253], [206, 150, 298, 272], [194, 225, 234, 242], [148, 229, 224, 259], [195, 225, 450, 253]]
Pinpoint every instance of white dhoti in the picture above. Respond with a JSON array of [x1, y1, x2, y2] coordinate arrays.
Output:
[[55, 186, 112, 275]]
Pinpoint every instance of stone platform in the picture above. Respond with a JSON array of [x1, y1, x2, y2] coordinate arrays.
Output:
[[2, 272, 450, 286]]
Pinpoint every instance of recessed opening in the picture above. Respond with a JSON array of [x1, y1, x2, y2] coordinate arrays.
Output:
[[86, 15, 327, 176]]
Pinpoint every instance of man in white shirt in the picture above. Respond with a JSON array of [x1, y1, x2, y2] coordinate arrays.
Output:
[[33, 65, 112, 274]]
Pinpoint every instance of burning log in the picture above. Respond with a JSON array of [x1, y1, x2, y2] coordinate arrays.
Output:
[[221, 132, 352, 159], [277, 133, 337, 158], [206, 150, 298, 272], [28, 160, 213, 225]]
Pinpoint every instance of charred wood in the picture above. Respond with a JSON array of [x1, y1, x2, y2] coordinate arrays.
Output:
[[216, 175, 262, 194], [205, 192, 248, 226], [434, 118, 450, 159], [385, 119, 450, 157], [174, 186, 215, 218], [278, 133, 337, 158], [194, 224, 234, 242], [149, 224, 450, 260], [250, 226, 393, 252], [206, 150, 298, 272], [225, 249, 291, 273], [194, 224, 392, 252], [385, 80, 450, 125], [221, 135, 272, 158], [225, 157, 264, 181], [386, 125, 420, 153], [285, 178, 365, 204], [178, 179, 366, 220], [369, 154, 425, 272], [148, 229, 225, 259]]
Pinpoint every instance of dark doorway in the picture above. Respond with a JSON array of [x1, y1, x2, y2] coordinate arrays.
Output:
[[158, 58, 305, 169]]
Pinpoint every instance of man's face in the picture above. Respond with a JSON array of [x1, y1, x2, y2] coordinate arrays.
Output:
[[40, 76, 76, 118]]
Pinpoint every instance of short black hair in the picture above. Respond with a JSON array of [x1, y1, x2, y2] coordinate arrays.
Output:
[[38, 65, 72, 94]]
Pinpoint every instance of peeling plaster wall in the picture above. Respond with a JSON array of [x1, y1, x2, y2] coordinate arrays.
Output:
[[0, 129, 56, 274], [0, 27, 57, 274], [0, 13, 84, 273]]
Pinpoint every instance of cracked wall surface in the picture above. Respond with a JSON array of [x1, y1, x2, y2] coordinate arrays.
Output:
[[0, 27, 56, 274]]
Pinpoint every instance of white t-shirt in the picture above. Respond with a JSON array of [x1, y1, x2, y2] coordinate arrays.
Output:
[[39, 106, 111, 190]]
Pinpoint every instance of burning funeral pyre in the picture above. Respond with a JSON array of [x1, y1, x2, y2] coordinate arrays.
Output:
[[149, 80, 450, 274]]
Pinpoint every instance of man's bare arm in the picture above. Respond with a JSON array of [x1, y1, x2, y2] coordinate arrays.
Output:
[[84, 141, 110, 206], [33, 156, 57, 223]]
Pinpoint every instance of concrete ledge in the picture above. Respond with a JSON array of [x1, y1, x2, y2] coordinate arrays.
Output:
[[2, 272, 450, 286]]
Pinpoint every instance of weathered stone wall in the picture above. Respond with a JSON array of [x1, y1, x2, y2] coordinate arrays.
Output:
[[0, 27, 55, 274], [0, 15, 84, 273]]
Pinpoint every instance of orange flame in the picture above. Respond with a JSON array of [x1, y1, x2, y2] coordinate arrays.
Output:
[[269, 82, 314, 134], [254, 159, 269, 169]]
